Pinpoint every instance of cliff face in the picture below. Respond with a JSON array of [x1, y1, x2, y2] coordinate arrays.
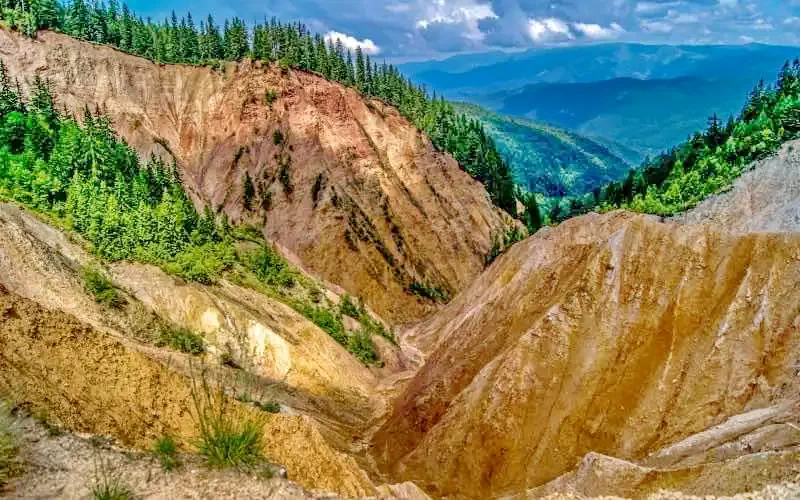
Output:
[[371, 211, 800, 498], [0, 28, 511, 325]]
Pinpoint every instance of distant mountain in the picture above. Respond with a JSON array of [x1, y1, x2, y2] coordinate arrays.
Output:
[[486, 75, 757, 154], [401, 43, 799, 155], [455, 103, 640, 196], [400, 43, 800, 96]]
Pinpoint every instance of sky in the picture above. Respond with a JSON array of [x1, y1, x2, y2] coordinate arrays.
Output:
[[129, 0, 800, 61]]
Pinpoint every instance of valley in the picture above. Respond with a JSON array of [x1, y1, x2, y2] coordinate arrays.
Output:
[[0, 7, 799, 500]]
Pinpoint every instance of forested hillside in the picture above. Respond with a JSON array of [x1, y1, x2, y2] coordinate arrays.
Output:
[[0, 0, 518, 215], [455, 102, 637, 197], [546, 60, 800, 223]]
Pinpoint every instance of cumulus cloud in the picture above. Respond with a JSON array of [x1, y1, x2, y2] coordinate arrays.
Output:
[[640, 20, 673, 33], [324, 30, 381, 54], [415, 0, 497, 41], [528, 17, 574, 42], [573, 22, 626, 40]]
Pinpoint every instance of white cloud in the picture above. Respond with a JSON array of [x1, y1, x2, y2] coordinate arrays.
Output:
[[528, 17, 574, 42], [753, 18, 773, 31], [785, 17, 800, 25], [573, 22, 626, 40], [635, 1, 681, 15], [324, 31, 381, 55], [415, 1, 498, 42], [717, 0, 738, 8], [640, 20, 673, 33]]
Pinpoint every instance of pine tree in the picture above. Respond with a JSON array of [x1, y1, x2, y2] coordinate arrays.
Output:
[[355, 47, 366, 92]]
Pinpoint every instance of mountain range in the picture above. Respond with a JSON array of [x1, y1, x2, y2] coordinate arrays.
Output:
[[402, 43, 800, 156]]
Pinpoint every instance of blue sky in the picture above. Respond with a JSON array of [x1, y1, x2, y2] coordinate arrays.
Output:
[[128, 0, 800, 60]]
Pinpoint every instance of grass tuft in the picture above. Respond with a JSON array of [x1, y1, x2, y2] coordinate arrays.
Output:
[[153, 434, 181, 472], [90, 460, 135, 500], [191, 369, 265, 470], [156, 327, 206, 355]]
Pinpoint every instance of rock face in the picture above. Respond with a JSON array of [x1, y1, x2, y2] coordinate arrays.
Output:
[[674, 139, 800, 233], [0, 28, 510, 325], [371, 211, 800, 498]]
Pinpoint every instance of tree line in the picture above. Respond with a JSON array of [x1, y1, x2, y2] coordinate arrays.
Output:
[[547, 59, 800, 222], [0, 0, 529, 227]]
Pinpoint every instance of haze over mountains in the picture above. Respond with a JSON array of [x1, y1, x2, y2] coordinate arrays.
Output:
[[402, 43, 800, 156]]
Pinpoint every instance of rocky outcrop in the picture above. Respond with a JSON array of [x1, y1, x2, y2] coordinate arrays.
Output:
[[371, 211, 800, 498], [0, 28, 511, 325]]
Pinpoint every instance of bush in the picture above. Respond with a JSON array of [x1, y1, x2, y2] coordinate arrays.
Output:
[[242, 245, 295, 288], [264, 88, 279, 108], [259, 402, 281, 414], [156, 327, 205, 355], [0, 401, 20, 488], [191, 373, 265, 470], [347, 330, 378, 365], [153, 434, 181, 472], [339, 295, 361, 319], [165, 242, 236, 284], [82, 267, 123, 308], [409, 281, 449, 302]]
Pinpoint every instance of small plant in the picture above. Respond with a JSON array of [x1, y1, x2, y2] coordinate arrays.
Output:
[[156, 327, 206, 355], [311, 173, 325, 207], [409, 281, 449, 302], [339, 295, 361, 319], [153, 434, 181, 472], [264, 88, 279, 108], [278, 165, 292, 195], [0, 401, 20, 488], [190, 370, 265, 470], [82, 267, 124, 308], [259, 402, 281, 414], [242, 172, 256, 210], [347, 330, 379, 365], [272, 130, 284, 146], [89, 460, 135, 500]]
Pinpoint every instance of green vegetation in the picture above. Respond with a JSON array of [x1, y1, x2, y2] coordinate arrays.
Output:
[[258, 401, 281, 414], [242, 171, 255, 210], [156, 326, 205, 355], [264, 88, 279, 108], [409, 281, 449, 302], [0, 64, 383, 365], [455, 102, 635, 197], [81, 266, 123, 308], [0, 401, 19, 488], [485, 223, 526, 266], [90, 461, 135, 500], [548, 60, 800, 222], [0, 1, 518, 215], [153, 434, 181, 472], [191, 374, 265, 470]]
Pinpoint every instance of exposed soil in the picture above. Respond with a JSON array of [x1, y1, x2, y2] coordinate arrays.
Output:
[[0, 27, 512, 326]]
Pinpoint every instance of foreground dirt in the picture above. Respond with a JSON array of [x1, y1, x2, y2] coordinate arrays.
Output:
[[371, 211, 800, 498], [0, 286, 379, 497], [0, 27, 512, 325]]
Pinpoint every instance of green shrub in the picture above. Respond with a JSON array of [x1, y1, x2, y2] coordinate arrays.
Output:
[[347, 330, 378, 365], [264, 88, 279, 108], [156, 327, 205, 355], [165, 242, 236, 284], [297, 304, 346, 345], [82, 267, 123, 308], [242, 245, 295, 288], [272, 130, 284, 146], [259, 402, 281, 414], [191, 375, 265, 470], [153, 434, 181, 472], [409, 281, 449, 302], [0, 401, 20, 488], [339, 295, 361, 319]]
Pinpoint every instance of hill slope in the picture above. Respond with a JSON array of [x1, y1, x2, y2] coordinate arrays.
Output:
[[454, 103, 638, 196], [0, 28, 512, 325], [371, 210, 800, 498], [487, 76, 754, 154]]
